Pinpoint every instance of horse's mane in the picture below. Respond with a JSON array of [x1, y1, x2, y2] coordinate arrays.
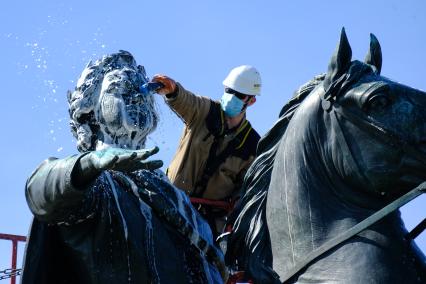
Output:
[[258, 74, 326, 154], [225, 74, 325, 282]]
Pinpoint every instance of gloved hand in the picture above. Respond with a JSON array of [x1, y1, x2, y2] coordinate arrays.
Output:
[[72, 147, 163, 187], [152, 74, 177, 95]]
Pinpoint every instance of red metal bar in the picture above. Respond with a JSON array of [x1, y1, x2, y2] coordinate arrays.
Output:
[[11, 240, 18, 284], [190, 197, 235, 212], [0, 233, 27, 284], [226, 271, 253, 284], [0, 234, 26, 242]]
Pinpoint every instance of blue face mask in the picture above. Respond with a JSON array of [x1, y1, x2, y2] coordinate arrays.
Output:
[[220, 92, 244, 117]]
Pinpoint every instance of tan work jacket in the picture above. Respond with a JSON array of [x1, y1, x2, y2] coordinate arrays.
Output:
[[165, 83, 260, 200]]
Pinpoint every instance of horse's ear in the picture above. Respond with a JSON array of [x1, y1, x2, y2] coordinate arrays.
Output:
[[324, 28, 352, 90], [364, 33, 382, 74]]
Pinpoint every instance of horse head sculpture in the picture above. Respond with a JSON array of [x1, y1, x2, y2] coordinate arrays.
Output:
[[226, 29, 426, 283]]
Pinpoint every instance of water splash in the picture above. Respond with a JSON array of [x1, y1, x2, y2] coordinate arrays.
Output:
[[105, 172, 128, 239], [119, 172, 160, 283], [132, 170, 225, 282]]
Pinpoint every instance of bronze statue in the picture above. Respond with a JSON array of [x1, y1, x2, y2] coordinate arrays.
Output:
[[21, 51, 225, 283], [226, 29, 426, 283]]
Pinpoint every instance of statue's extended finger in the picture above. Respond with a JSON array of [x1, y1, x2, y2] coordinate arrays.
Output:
[[136, 146, 160, 160], [140, 159, 163, 171], [100, 154, 119, 170], [114, 151, 138, 165], [128, 151, 138, 160]]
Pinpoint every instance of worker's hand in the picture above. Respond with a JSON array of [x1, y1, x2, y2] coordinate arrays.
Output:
[[152, 74, 177, 95], [73, 147, 163, 187]]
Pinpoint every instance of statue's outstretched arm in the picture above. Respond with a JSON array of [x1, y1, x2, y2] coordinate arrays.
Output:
[[25, 147, 162, 223], [25, 154, 90, 223]]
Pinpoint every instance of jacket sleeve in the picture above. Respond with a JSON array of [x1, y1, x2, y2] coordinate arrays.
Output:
[[165, 82, 212, 127], [25, 154, 91, 223]]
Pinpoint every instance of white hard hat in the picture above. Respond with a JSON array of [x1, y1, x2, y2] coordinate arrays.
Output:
[[222, 65, 261, 96]]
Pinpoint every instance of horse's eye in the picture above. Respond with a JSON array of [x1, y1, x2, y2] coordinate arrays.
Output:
[[366, 94, 390, 112]]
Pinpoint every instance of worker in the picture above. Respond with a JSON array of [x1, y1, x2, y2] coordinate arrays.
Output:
[[153, 65, 261, 237]]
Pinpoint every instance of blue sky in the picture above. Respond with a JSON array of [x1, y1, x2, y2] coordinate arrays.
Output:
[[1, 0, 425, 274]]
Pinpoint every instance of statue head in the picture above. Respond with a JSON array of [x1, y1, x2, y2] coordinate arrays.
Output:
[[67, 50, 159, 152]]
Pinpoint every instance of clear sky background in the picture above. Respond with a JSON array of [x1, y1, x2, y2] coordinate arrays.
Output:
[[1, 0, 425, 275]]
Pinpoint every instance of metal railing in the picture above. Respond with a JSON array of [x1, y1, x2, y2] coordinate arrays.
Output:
[[0, 234, 26, 284]]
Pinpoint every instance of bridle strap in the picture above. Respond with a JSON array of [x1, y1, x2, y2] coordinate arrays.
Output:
[[281, 181, 426, 284]]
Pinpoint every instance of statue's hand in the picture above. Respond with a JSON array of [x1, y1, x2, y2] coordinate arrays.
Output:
[[72, 147, 163, 187], [89, 147, 163, 172]]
